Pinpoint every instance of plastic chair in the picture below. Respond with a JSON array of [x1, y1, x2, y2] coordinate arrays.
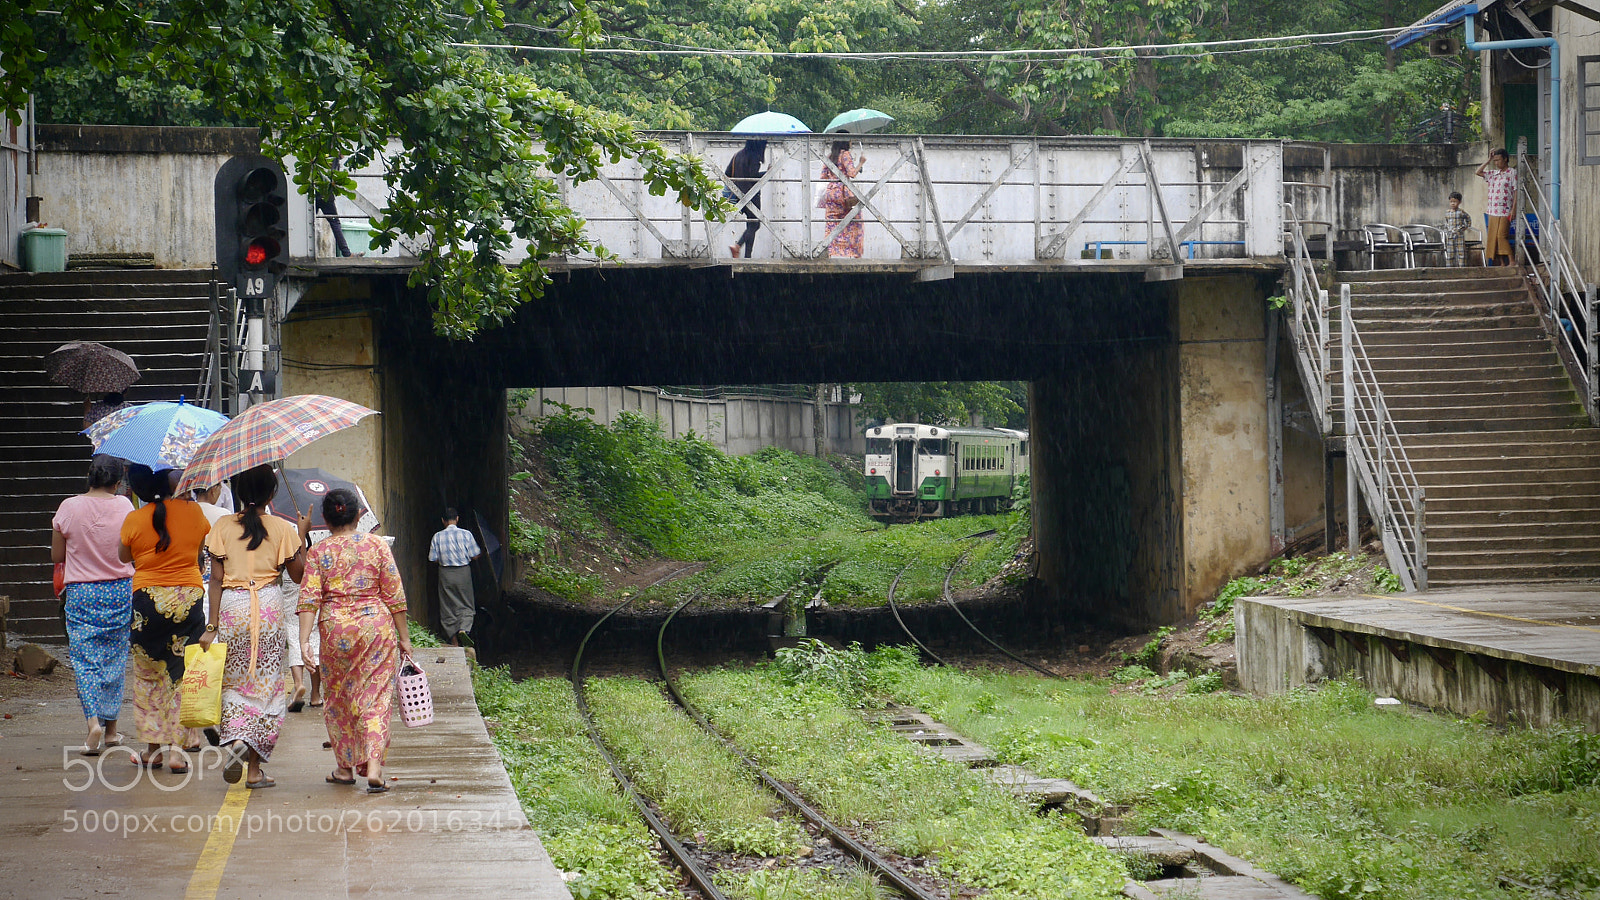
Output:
[[1362, 224, 1412, 270]]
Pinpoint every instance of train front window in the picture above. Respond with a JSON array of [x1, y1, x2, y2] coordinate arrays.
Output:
[[918, 439, 947, 456], [867, 438, 892, 455]]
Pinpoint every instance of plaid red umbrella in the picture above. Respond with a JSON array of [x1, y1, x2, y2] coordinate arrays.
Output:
[[174, 394, 379, 496], [46, 341, 141, 393]]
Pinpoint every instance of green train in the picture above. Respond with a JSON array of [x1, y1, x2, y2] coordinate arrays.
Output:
[[863, 423, 1029, 521]]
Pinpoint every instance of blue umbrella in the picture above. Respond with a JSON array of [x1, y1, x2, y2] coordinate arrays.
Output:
[[731, 111, 812, 134], [83, 399, 230, 471]]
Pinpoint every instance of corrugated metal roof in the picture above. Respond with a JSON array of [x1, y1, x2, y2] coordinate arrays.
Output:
[[1389, 0, 1496, 49]]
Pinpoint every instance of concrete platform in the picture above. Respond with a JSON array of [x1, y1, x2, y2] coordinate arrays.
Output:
[[0, 646, 570, 899], [1237, 586, 1600, 730]]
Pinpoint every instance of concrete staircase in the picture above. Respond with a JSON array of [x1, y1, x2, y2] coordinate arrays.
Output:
[[0, 269, 215, 639], [1338, 266, 1600, 587]]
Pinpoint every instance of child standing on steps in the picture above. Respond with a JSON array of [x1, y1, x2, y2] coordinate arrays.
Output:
[[1442, 191, 1471, 267]]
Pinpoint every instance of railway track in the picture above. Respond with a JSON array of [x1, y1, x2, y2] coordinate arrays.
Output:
[[570, 567, 948, 900], [884, 532, 1065, 679]]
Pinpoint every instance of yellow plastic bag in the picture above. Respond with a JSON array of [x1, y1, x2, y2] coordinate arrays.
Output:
[[179, 641, 227, 728]]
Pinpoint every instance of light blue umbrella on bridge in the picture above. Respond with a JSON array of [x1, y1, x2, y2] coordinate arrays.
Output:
[[824, 108, 894, 134], [731, 111, 812, 134]]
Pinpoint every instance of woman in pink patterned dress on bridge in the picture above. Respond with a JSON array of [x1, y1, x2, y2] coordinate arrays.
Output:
[[820, 140, 865, 258], [297, 488, 410, 793]]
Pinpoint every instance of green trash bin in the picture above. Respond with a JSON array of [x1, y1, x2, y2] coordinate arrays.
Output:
[[20, 227, 69, 273]]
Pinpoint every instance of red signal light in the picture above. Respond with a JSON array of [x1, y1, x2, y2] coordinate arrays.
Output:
[[245, 242, 268, 265]]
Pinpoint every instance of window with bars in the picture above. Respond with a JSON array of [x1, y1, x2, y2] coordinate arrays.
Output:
[[1582, 55, 1600, 166]]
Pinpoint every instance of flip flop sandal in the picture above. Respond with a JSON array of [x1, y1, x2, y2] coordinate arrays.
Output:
[[132, 755, 164, 768], [167, 764, 191, 775], [365, 781, 389, 794], [246, 775, 276, 790], [203, 727, 221, 747], [182, 744, 202, 753], [221, 745, 247, 784], [288, 699, 305, 713], [326, 771, 356, 785], [79, 744, 102, 757]]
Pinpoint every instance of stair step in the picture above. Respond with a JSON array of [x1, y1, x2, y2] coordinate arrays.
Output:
[[1347, 278, 1525, 294], [1353, 314, 1544, 332], [1350, 289, 1529, 306], [0, 281, 214, 300], [1426, 479, 1600, 500], [1427, 562, 1600, 582], [1410, 454, 1600, 473], [1427, 492, 1600, 512], [1355, 351, 1558, 370], [1429, 524, 1600, 541], [0, 268, 215, 287], [1394, 415, 1589, 434], [1429, 507, 1600, 526], [1429, 534, 1600, 553], [1343, 266, 1510, 280], [7, 615, 67, 639], [1381, 389, 1579, 410], [1413, 464, 1600, 483], [1359, 327, 1549, 346], [1360, 338, 1554, 357]]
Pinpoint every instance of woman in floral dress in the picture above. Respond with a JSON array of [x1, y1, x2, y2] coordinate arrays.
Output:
[[297, 489, 410, 793], [120, 465, 211, 773], [820, 140, 865, 258], [199, 465, 308, 789]]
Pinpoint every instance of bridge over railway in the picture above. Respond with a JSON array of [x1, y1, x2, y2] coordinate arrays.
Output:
[[5, 125, 1543, 639]]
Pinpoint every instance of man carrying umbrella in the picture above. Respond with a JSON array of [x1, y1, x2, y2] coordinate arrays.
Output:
[[428, 508, 481, 646]]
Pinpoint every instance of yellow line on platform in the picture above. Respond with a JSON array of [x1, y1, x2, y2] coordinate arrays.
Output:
[[1374, 594, 1600, 634], [183, 783, 251, 900]]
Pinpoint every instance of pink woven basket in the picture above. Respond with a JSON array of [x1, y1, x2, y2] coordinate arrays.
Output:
[[398, 655, 434, 728]]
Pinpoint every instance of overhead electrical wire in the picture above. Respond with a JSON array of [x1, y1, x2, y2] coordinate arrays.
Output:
[[446, 26, 1414, 62]]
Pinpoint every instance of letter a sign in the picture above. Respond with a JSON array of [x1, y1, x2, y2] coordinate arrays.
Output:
[[240, 369, 277, 394]]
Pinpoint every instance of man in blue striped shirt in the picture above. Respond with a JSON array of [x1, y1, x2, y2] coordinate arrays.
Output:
[[429, 508, 482, 646]]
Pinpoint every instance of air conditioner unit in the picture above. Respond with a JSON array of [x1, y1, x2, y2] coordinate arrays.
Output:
[[1429, 36, 1461, 58]]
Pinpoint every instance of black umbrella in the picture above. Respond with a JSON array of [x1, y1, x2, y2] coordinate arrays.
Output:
[[267, 467, 379, 534], [46, 341, 141, 393]]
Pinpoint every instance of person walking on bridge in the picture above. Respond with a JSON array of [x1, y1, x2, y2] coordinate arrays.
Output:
[[820, 140, 865, 258], [725, 139, 766, 259], [298, 489, 410, 792], [429, 507, 481, 646], [200, 465, 309, 789]]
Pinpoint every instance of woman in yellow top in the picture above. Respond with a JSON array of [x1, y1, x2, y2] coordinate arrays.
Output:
[[198, 465, 309, 789], [119, 465, 211, 773]]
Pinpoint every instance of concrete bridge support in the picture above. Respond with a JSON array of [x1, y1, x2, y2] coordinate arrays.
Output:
[[1031, 273, 1282, 627]]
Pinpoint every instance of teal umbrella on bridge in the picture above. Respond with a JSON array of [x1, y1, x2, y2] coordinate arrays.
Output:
[[824, 108, 894, 134]]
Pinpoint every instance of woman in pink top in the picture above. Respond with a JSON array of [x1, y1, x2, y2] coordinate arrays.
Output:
[[51, 455, 136, 755]]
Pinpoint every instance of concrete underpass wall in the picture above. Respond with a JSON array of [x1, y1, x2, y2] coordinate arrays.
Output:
[[1177, 275, 1273, 608], [281, 281, 508, 628], [1031, 292, 1182, 629], [513, 386, 864, 456]]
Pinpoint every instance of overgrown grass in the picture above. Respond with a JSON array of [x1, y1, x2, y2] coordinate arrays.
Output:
[[715, 867, 891, 900], [473, 667, 684, 900], [517, 408, 1029, 607], [408, 620, 444, 648], [586, 677, 807, 856], [680, 652, 1127, 900], [883, 665, 1600, 900], [1198, 552, 1398, 644]]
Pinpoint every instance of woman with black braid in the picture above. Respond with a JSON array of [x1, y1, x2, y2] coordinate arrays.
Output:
[[119, 465, 212, 772], [198, 465, 309, 789]]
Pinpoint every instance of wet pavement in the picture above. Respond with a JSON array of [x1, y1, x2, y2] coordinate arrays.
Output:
[[0, 646, 570, 899]]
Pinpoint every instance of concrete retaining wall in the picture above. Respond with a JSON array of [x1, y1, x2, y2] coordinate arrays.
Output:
[[513, 386, 864, 457], [1237, 597, 1600, 731]]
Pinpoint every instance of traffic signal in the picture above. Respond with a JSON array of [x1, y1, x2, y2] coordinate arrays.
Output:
[[214, 155, 289, 301]]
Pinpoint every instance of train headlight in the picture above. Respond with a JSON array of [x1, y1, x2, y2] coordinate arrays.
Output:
[[869, 468, 876, 474], [934, 469, 940, 476]]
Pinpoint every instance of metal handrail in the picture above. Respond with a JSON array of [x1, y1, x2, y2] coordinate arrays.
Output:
[[1517, 152, 1598, 423], [1341, 283, 1427, 591], [1283, 201, 1332, 436]]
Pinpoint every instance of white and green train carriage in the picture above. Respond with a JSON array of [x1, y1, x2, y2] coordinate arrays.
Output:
[[863, 423, 1029, 521]]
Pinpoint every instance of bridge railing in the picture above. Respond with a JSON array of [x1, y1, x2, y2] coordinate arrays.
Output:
[[1341, 282, 1427, 591], [288, 136, 1285, 267]]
